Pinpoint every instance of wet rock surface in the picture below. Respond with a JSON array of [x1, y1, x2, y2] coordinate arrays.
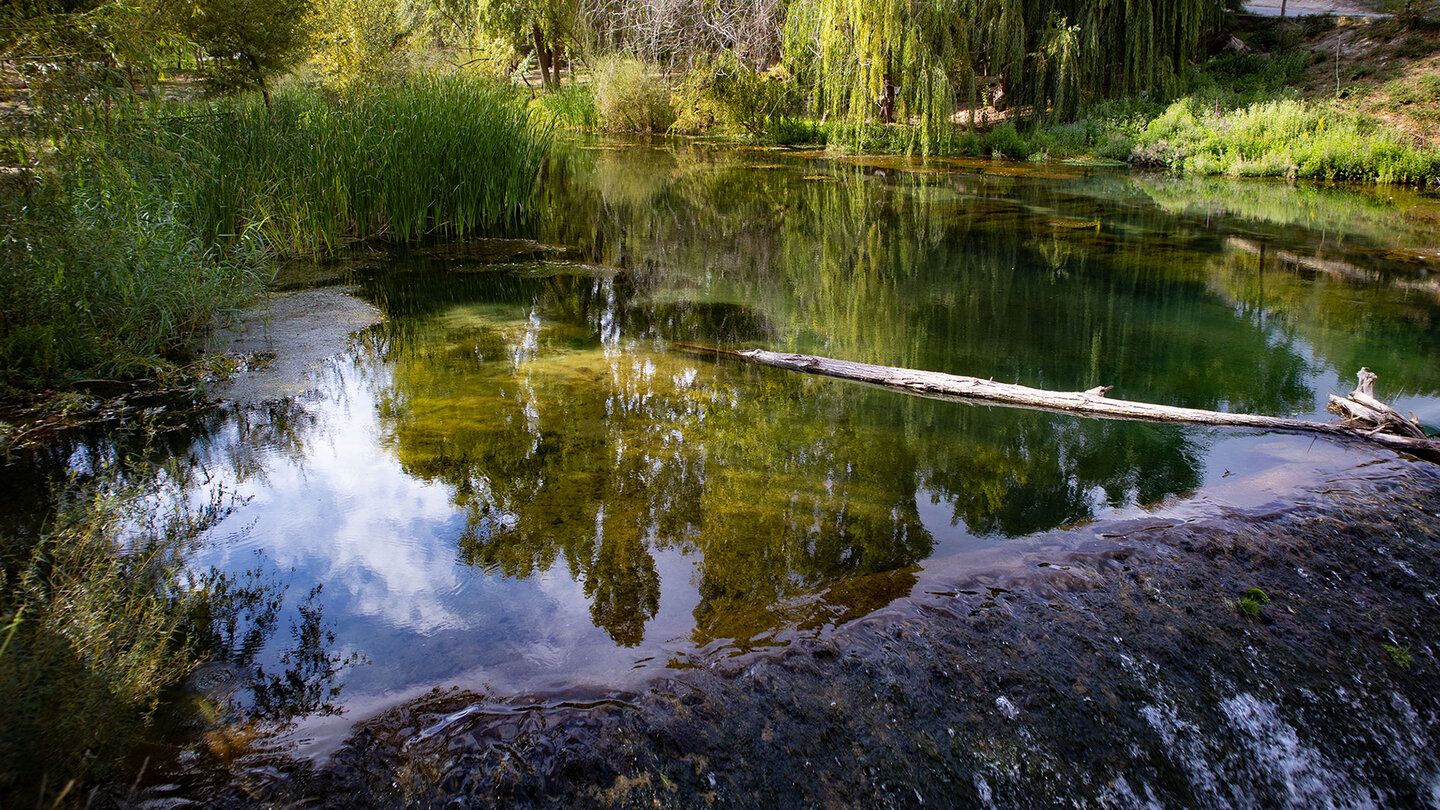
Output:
[[153, 455, 1440, 809]]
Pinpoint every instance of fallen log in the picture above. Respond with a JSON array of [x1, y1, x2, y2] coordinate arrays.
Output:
[[676, 345, 1440, 462]]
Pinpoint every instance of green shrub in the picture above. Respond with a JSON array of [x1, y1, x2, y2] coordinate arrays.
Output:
[[672, 56, 801, 138], [767, 116, 826, 146], [593, 57, 676, 133], [1131, 97, 1440, 184]]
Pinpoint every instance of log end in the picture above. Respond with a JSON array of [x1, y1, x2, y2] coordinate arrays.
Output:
[[1356, 367, 1377, 398]]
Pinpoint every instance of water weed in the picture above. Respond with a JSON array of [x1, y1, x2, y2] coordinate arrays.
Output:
[[1383, 643, 1414, 668]]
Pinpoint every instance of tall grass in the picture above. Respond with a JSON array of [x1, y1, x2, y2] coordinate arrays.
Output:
[[530, 84, 599, 132], [0, 159, 268, 383], [159, 74, 551, 256]]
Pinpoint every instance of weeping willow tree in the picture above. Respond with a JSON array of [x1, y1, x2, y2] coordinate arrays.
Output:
[[783, 0, 1223, 150]]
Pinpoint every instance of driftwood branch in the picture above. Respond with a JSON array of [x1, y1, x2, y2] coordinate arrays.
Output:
[[677, 346, 1440, 462]]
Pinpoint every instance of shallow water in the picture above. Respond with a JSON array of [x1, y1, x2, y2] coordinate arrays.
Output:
[[17, 141, 1440, 766]]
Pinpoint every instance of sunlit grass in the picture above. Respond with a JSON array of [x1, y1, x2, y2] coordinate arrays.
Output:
[[1132, 97, 1440, 184], [164, 74, 551, 255]]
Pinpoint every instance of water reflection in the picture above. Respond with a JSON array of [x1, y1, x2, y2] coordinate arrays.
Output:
[[48, 142, 1440, 733]]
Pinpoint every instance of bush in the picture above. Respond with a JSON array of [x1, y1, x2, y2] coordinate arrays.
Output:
[[672, 56, 801, 138], [593, 57, 676, 133], [1132, 97, 1440, 184]]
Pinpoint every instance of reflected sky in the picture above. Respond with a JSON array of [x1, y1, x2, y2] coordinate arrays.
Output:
[[168, 143, 1440, 744]]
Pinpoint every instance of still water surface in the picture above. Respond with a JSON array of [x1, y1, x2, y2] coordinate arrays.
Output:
[[174, 141, 1440, 746]]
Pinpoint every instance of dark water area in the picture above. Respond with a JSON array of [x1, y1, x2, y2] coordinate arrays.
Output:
[[6, 140, 1440, 805]]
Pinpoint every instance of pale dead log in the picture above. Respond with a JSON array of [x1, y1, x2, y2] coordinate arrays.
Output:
[[676, 345, 1440, 462], [1338, 367, 1427, 439]]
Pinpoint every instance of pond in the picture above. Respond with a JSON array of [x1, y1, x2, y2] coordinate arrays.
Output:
[[13, 140, 1440, 787]]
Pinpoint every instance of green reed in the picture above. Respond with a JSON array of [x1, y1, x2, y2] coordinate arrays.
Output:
[[165, 74, 551, 256]]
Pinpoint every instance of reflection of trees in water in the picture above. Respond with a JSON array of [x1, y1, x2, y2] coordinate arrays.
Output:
[[197, 567, 361, 723], [361, 147, 1437, 646], [1206, 243, 1440, 397]]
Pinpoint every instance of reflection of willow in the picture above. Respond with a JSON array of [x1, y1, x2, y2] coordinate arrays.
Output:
[[540, 148, 1320, 415], [1206, 242, 1440, 397], [363, 150, 1418, 645], [1135, 174, 1440, 255]]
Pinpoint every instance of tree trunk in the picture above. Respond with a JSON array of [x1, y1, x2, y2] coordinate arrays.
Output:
[[533, 23, 554, 89], [678, 346, 1440, 462], [242, 51, 270, 109], [879, 78, 897, 123]]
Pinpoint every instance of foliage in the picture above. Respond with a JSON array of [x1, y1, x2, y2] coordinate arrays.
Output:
[[1132, 97, 1440, 184], [1382, 643, 1414, 668], [474, 0, 584, 87], [0, 152, 267, 385], [530, 83, 598, 130], [781, 0, 1221, 152], [0, 0, 182, 134], [0, 463, 222, 806], [672, 55, 800, 137], [592, 56, 675, 132], [305, 0, 415, 88], [1, 74, 549, 387], [180, 0, 313, 100], [166, 74, 549, 252]]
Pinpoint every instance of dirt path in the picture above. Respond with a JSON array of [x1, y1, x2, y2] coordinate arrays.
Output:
[[1244, 0, 1388, 17]]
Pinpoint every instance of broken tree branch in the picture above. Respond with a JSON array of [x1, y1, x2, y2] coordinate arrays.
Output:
[[676, 345, 1440, 462]]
